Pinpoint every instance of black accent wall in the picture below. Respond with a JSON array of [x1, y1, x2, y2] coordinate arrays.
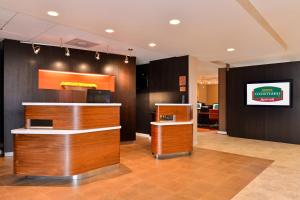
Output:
[[3, 39, 136, 152], [136, 56, 189, 134], [136, 64, 150, 134], [0, 41, 3, 150], [227, 61, 300, 144]]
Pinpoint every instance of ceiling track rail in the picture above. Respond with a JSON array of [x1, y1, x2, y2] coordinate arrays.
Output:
[[0, 12, 18, 31]]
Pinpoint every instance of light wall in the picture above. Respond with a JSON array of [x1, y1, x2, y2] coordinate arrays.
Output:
[[188, 56, 219, 145], [188, 56, 199, 146], [197, 84, 218, 105], [197, 84, 207, 103], [207, 84, 218, 104]]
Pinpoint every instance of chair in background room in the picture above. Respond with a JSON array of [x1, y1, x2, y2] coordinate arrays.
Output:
[[209, 109, 219, 128]]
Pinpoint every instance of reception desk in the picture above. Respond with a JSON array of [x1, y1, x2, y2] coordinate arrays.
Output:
[[11, 102, 121, 177], [151, 104, 193, 158]]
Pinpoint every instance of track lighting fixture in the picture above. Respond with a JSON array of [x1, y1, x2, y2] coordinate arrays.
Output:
[[124, 55, 129, 64], [32, 43, 41, 54], [28, 38, 133, 62], [60, 38, 70, 57], [65, 47, 70, 57], [124, 48, 133, 64], [95, 51, 100, 60]]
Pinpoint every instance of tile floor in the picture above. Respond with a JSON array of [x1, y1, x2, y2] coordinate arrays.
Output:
[[198, 132, 300, 200], [0, 133, 275, 200], [197, 128, 217, 133]]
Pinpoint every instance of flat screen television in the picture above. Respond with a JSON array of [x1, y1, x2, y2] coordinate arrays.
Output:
[[245, 80, 292, 106], [87, 89, 111, 103]]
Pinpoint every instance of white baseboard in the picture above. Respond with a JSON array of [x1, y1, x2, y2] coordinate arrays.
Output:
[[4, 152, 13, 157], [136, 132, 151, 138], [136, 133, 151, 141], [217, 131, 227, 135]]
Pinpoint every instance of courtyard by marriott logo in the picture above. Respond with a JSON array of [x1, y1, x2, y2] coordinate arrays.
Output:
[[252, 86, 283, 102]]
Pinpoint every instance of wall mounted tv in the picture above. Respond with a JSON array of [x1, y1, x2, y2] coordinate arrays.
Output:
[[246, 80, 292, 106]]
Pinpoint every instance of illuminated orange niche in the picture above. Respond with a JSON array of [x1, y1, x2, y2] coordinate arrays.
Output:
[[38, 69, 115, 92]]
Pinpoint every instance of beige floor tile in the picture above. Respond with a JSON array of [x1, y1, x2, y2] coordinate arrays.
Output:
[[197, 132, 300, 200], [0, 134, 275, 200]]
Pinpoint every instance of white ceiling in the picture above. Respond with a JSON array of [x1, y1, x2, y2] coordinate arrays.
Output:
[[0, 0, 300, 69]]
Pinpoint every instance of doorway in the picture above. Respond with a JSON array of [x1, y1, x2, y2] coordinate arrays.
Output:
[[197, 77, 219, 133]]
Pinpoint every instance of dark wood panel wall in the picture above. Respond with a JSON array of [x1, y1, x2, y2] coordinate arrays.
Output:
[[136, 64, 150, 134], [227, 61, 300, 144], [0, 41, 3, 149], [149, 56, 189, 108], [3, 39, 136, 152], [218, 68, 227, 132], [136, 56, 189, 134]]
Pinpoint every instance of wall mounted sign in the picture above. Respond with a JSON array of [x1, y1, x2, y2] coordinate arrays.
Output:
[[180, 86, 186, 92], [252, 86, 282, 102], [246, 81, 292, 106], [179, 75, 186, 92], [60, 82, 98, 91], [179, 76, 186, 86]]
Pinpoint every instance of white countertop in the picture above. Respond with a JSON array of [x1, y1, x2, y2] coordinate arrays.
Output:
[[11, 126, 121, 135], [155, 103, 192, 106], [151, 121, 193, 126], [22, 102, 122, 106]]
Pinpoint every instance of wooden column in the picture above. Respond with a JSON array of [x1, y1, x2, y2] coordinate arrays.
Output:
[[218, 67, 227, 132]]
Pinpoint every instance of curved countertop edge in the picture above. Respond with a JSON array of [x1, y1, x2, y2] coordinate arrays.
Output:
[[150, 121, 193, 126], [155, 103, 192, 106], [22, 102, 122, 106], [11, 126, 122, 135]]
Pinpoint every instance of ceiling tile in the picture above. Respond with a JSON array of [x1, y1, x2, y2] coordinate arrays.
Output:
[[251, 0, 300, 51], [36, 24, 89, 46], [1, 0, 298, 67], [0, 7, 15, 23], [3, 13, 54, 40], [0, 30, 29, 41]]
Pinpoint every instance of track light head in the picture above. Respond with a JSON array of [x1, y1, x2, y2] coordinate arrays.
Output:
[[124, 48, 133, 64], [124, 55, 129, 64], [95, 51, 100, 60], [65, 47, 70, 56], [32, 43, 41, 54]]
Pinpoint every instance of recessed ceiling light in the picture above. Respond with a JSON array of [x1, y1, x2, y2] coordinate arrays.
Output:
[[47, 11, 59, 17], [105, 29, 114, 33], [227, 48, 235, 52], [169, 19, 181, 25], [148, 43, 157, 47]]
